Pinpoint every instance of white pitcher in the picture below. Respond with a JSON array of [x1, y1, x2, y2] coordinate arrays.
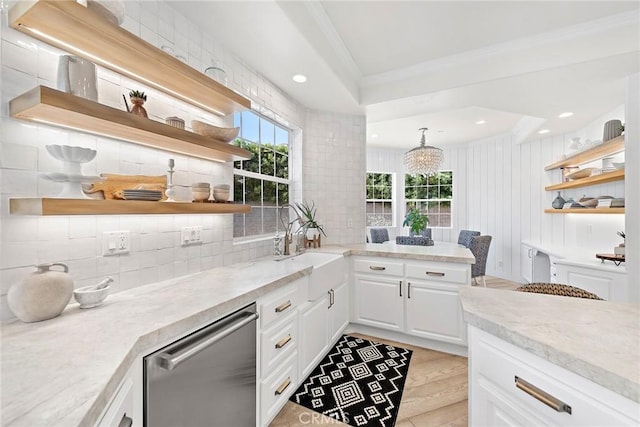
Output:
[[57, 55, 98, 101]]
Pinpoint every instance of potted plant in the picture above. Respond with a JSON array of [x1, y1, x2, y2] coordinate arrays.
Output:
[[403, 208, 429, 236], [296, 200, 326, 240], [129, 90, 148, 118]]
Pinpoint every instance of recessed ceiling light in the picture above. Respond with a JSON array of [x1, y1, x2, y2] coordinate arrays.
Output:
[[292, 74, 307, 83], [558, 112, 574, 118], [538, 129, 550, 134], [371, 133, 378, 138], [475, 120, 486, 125]]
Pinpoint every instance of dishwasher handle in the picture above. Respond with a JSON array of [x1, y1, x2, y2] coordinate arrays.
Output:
[[157, 309, 258, 371]]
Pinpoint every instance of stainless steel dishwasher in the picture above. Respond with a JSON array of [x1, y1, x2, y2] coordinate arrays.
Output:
[[144, 303, 258, 427]]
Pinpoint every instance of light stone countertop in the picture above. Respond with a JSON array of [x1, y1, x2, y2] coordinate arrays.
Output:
[[345, 241, 475, 264], [1, 258, 312, 427], [522, 239, 627, 274], [459, 286, 640, 403]]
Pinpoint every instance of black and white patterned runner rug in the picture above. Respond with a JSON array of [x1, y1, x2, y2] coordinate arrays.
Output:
[[291, 335, 413, 427]]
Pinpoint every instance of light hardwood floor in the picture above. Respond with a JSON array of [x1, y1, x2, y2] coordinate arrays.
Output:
[[269, 276, 521, 427]]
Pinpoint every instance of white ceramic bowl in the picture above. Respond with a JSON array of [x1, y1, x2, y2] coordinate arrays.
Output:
[[46, 144, 97, 163], [192, 188, 211, 201], [73, 285, 110, 309], [191, 182, 211, 189], [213, 189, 229, 202], [214, 184, 230, 191]]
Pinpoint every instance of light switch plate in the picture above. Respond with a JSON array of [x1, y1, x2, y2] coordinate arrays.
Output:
[[181, 226, 203, 246], [103, 231, 130, 256]]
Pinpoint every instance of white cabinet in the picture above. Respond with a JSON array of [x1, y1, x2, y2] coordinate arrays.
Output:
[[329, 281, 349, 343], [469, 326, 639, 426], [555, 263, 628, 302], [520, 243, 551, 283], [352, 256, 470, 347], [299, 280, 349, 380], [257, 278, 304, 426], [299, 295, 330, 379], [521, 243, 534, 283], [97, 363, 142, 427]]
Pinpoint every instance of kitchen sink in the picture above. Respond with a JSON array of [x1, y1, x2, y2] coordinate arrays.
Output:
[[279, 252, 347, 301]]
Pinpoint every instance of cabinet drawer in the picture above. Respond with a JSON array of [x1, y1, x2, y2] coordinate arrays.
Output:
[[259, 283, 298, 328], [261, 352, 298, 425], [261, 312, 298, 374], [353, 258, 403, 276], [471, 327, 639, 426], [405, 262, 468, 284]]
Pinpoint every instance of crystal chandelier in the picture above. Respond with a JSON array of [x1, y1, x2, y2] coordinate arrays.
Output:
[[404, 128, 444, 175]]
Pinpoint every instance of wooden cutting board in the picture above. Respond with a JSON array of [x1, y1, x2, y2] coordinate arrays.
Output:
[[85, 174, 167, 200]]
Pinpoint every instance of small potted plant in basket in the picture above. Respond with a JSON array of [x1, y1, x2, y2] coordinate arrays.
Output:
[[296, 200, 326, 241], [403, 208, 429, 236], [129, 90, 148, 118]]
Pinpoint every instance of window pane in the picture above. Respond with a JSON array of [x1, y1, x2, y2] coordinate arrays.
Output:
[[234, 175, 244, 203], [264, 180, 276, 206], [240, 110, 259, 142], [245, 177, 261, 204], [260, 146, 275, 176], [275, 126, 289, 146], [263, 207, 278, 235], [277, 183, 288, 206], [275, 150, 288, 179], [260, 119, 275, 145]]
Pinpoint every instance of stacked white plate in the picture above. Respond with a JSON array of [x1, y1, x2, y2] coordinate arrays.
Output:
[[122, 189, 163, 201]]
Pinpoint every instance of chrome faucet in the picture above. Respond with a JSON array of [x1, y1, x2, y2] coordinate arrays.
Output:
[[279, 204, 306, 256]]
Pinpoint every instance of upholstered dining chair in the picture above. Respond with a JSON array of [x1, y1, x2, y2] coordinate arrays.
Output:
[[370, 228, 390, 244], [469, 235, 492, 286], [458, 230, 480, 248]]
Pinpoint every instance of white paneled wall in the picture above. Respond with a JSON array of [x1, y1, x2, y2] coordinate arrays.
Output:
[[368, 108, 627, 283], [0, 1, 364, 320]]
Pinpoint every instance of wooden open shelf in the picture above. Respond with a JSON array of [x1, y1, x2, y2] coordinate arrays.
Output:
[[545, 136, 624, 171], [9, 1, 250, 116], [10, 86, 252, 163], [544, 208, 624, 214], [10, 198, 251, 216], [545, 169, 624, 191]]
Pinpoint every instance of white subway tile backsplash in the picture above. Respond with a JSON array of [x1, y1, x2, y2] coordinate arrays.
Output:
[[1, 143, 38, 171], [37, 216, 69, 241], [2, 40, 38, 76], [69, 237, 97, 260]]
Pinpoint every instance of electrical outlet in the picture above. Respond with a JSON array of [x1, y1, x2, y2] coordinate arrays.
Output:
[[103, 231, 130, 256], [347, 219, 354, 229], [181, 226, 203, 246]]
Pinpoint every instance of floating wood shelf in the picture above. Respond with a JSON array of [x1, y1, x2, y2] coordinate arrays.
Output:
[[10, 198, 251, 216], [545, 136, 625, 171], [544, 208, 625, 214], [10, 86, 252, 163], [9, 0, 250, 116], [545, 169, 624, 191]]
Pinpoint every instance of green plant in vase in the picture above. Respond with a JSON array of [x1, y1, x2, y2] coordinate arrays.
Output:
[[403, 208, 429, 236], [296, 200, 326, 241]]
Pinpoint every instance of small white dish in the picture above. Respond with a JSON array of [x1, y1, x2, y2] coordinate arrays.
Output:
[[612, 162, 625, 170], [74, 284, 110, 308]]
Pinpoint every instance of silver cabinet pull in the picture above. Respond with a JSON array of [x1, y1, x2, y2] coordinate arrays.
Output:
[[275, 334, 292, 349], [118, 414, 133, 427], [426, 271, 445, 277], [399, 280, 402, 297], [275, 377, 291, 395], [369, 266, 386, 271], [275, 300, 291, 313], [515, 376, 572, 414], [407, 282, 411, 299]]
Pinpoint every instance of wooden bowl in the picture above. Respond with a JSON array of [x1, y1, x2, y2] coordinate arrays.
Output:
[[191, 120, 240, 143]]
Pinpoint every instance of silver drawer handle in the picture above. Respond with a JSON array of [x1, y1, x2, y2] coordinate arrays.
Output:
[[369, 266, 386, 271], [275, 377, 291, 395], [275, 300, 292, 313], [515, 376, 572, 414], [275, 334, 292, 349], [426, 271, 445, 276], [118, 414, 133, 427]]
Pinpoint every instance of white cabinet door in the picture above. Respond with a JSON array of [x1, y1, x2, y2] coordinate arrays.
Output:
[[405, 280, 466, 345], [521, 243, 534, 283], [555, 263, 628, 302], [298, 296, 330, 379], [353, 274, 404, 332], [329, 282, 349, 344]]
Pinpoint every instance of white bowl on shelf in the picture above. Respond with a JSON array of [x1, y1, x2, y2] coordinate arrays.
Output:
[[46, 144, 97, 163], [612, 162, 625, 170]]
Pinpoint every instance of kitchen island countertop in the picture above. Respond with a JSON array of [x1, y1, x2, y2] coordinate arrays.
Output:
[[459, 286, 640, 403], [345, 241, 475, 264]]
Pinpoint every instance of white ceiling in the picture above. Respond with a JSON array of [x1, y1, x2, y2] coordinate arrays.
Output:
[[173, 1, 640, 150]]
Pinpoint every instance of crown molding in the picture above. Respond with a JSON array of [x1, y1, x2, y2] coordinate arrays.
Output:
[[361, 10, 639, 88]]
